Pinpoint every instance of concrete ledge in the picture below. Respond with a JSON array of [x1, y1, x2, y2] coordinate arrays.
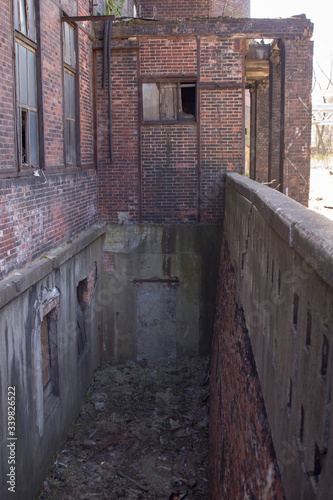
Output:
[[0, 223, 106, 309], [226, 173, 333, 288]]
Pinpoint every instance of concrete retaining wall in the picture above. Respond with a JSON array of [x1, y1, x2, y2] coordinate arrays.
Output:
[[215, 173, 333, 499], [101, 224, 222, 362], [0, 224, 105, 500]]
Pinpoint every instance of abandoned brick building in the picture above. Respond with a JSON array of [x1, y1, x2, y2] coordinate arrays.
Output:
[[1, 0, 332, 499]]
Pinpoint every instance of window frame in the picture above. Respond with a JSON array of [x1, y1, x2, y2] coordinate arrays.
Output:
[[62, 20, 80, 167], [141, 77, 198, 125], [15, 36, 39, 167], [13, 0, 44, 172]]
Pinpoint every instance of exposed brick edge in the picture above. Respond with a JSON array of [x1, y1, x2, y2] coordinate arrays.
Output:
[[209, 240, 286, 499]]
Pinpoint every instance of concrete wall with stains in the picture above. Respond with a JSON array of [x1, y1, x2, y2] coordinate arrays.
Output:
[[101, 224, 222, 362], [210, 173, 333, 499], [0, 224, 105, 500]]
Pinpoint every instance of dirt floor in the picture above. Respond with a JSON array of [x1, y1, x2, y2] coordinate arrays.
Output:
[[309, 154, 333, 221], [38, 356, 210, 500]]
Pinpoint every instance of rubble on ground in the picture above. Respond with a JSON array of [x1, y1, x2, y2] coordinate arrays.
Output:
[[38, 356, 210, 499]]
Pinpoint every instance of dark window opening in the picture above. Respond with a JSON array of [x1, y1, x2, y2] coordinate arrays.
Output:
[[180, 84, 196, 120], [300, 405, 304, 443], [142, 81, 196, 122], [293, 293, 299, 330], [306, 311, 312, 349], [287, 377, 292, 410], [77, 278, 88, 358], [314, 442, 327, 480], [21, 109, 27, 163], [321, 335, 329, 378]]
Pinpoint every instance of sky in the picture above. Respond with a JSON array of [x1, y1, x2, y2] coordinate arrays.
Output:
[[251, 0, 333, 93]]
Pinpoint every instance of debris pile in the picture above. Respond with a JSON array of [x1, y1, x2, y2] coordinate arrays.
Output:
[[39, 356, 210, 499]]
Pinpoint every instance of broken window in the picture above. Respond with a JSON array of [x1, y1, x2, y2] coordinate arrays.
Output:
[[63, 22, 77, 165], [14, 0, 38, 167], [15, 40, 38, 166], [142, 82, 196, 122], [14, 0, 36, 42]]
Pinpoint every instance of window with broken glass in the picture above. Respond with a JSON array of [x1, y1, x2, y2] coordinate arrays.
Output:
[[63, 22, 77, 165], [142, 82, 196, 122], [14, 0, 38, 167]]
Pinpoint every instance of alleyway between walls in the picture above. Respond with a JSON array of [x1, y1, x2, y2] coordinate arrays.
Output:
[[38, 356, 210, 500]]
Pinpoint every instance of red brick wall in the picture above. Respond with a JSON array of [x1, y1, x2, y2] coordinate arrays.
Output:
[[0, 171, 98, 278], [79, 31, 94, 165], [96, 32, 245, 223], [139, 36, 199, 222], [138, 0, 250, 18], [0, 0, 16, 173], [0, 0, 98, 279], [139, 0, 209, 18], [139, 37, 197, 75], [97, 48, 140, 222], [209, 241, 286, 499], [40, 0, 64, 167], [200, 38, 244, 222], [141, 125, 198, 222], [254, 81, 270, 183], [282, 39, 313, 206]]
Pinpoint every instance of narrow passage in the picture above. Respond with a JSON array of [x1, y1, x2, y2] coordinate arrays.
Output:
[[38, 356, 210, 499]]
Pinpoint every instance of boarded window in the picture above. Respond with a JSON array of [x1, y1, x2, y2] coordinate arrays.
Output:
[[77, 278, 88, 358], [142, 82, 196, 122], [41, 315, 51, 388], [40, 309, 59, 396]]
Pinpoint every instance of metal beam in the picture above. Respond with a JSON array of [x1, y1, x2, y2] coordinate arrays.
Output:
[[61, 15, 115, 23]]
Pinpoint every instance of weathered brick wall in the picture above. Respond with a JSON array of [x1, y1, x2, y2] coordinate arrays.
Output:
[[40, 0, 64, 166], [0, 0, 15, 173], [282, 38, 313, 206], [200, 38, 244, 222], [79, 30, 94, 165], [0, 0, 98, 279], [139, 0, 209, 18], [211, 0, 250, 17], [141, 125, 198, 222], [139, 36, 199, 222], [254, 81, 270, 183], [269, 46, 282, 190], [0, 171, 98, 278], [139, 36, 197, 75], [96, 28, 245, 224], [97, 47, 139, 223], [138, 0, 250, 18], [209, 241, 286, 499]]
